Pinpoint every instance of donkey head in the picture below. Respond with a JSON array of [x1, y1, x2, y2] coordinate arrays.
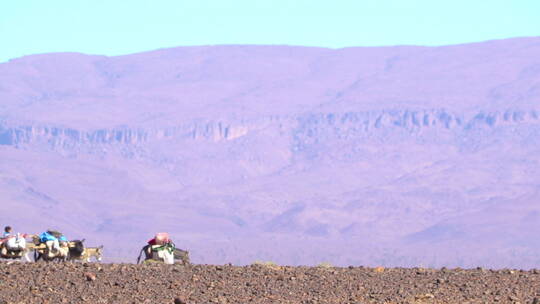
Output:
[[95, 246, 103, 262]]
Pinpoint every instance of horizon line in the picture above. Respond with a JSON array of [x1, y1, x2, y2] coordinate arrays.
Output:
[[3, 36, 539, 64]]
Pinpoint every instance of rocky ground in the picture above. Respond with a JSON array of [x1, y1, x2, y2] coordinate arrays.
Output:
[[1, 262, 540, 303]]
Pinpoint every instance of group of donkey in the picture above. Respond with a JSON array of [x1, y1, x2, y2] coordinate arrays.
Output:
[[0, 233, 103, 263], [1, 233, 190, 265]]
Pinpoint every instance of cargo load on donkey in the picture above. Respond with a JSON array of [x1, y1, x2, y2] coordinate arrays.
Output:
[[0, 228, 32, 262], [137, 233, 190, 265], [33, 230, 85, 262]]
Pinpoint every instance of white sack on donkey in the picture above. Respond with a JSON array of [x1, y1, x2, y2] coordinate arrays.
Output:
[[6, 233, 26, 251]]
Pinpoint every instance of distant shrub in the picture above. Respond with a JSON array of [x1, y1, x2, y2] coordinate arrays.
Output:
[[252, 261, 281, 270], [317, 262, 333, 268], [374, 266, 385, 273], [252, 260, 278, 266]]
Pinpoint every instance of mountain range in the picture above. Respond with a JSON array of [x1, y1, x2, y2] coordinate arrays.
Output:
[[1, 37, 540, 267]]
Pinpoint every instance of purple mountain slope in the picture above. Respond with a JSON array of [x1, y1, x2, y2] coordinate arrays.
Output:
[[1, 37, 540, 267]]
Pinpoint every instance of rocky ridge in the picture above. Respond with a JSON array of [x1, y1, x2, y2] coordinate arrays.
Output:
[[1, 108, 539, 152]]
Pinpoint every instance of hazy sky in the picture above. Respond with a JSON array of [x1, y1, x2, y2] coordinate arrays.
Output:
[[1, 0, 539, 62]]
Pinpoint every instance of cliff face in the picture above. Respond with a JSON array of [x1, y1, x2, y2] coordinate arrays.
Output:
[[2, 108, 538, 155], [1, 39, 540, 267]]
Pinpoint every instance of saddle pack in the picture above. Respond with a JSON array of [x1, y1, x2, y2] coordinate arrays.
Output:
[[39, 231, 67, 243], [6, 235, 26, 251], [150, 243, 175, 264]]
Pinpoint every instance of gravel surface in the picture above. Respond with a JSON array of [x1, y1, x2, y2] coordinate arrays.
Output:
[[1, 262, 540, 303]]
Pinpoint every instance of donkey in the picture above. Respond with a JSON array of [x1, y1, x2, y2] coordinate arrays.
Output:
[[173, 248, 190, 265], [137, 243, 190, 265], [69, 246, 103, 262], [35, 240, 84, 262], [67, 239, 85, 259]]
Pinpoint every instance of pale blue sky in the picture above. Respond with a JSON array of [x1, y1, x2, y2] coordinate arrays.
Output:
[[0, 0, 539, 62]]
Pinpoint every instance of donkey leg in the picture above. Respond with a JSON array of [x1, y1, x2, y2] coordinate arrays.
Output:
[[22, 251, 31, 263]]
